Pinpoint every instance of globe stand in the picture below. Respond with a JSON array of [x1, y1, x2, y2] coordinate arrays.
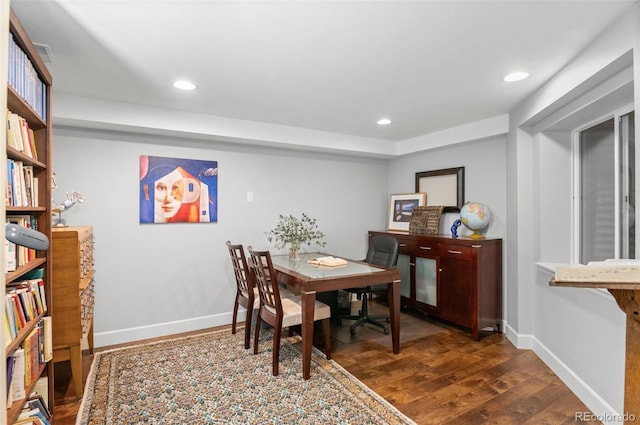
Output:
[[468, 230, 485, 239]]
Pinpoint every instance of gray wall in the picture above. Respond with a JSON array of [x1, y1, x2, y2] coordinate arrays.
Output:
[[388, 136, 507, 239], [52, 128, 389, 346]]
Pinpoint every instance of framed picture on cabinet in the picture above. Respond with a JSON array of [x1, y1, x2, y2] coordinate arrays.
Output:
[[415, 166, 464, 213], [388, 193, 427, 232]]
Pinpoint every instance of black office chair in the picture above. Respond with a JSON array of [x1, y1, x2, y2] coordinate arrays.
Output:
[[340, 235, 400, 335]]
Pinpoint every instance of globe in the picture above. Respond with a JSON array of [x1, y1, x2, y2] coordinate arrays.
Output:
[[459, 202, 492, 239]]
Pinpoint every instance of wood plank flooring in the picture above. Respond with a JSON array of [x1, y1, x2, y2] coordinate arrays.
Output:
[[52, 304, 599, 425]]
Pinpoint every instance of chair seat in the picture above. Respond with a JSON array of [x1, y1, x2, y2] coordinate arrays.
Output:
[[278, 284, 297, 299], [265, 298, 331, 328]]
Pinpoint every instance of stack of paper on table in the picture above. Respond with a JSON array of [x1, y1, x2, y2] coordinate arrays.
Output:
[[554, 259, 640, 282], [307, 256, 348, 267]]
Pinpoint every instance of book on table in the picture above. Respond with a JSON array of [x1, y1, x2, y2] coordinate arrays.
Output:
[[307, 256, 348, 267]]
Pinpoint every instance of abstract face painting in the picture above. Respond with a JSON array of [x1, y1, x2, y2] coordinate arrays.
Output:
[[140, 155, 218, 224]]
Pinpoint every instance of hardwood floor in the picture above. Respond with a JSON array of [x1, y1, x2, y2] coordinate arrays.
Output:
[[52, 304, 599, 425]]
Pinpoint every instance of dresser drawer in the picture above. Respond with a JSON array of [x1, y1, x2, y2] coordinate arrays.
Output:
[[439, 244, 473, 259]]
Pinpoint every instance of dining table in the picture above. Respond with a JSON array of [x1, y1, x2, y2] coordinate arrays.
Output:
[[270, 252, 402, 380]]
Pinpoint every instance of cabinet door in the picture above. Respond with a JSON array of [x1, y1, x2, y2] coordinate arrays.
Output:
[[415, 256, 437, 306], [438, 245, 473, 328], [398, 253, 412, 299]]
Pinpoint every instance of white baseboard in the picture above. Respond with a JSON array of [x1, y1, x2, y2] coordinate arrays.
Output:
[[504, 323, 625, 425], [93, 311, 238, 348]]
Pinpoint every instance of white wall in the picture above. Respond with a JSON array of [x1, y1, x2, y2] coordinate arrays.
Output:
[[52, 127, 389, 346], [46, 3, 639, 423], [506, 4, 639, 422], [389, 136, 507, 239]]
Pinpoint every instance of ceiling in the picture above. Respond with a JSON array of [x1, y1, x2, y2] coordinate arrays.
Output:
[[10, 0, 638, 146]]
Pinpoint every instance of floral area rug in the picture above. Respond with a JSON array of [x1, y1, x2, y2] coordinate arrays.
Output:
[[77, 327, 416, 425]]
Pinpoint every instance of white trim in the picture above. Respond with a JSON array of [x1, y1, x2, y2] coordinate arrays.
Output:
[[93, 311, 238, 348], [506, 322, 624, 425]]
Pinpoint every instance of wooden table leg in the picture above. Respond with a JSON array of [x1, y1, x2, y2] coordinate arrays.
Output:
[[389, 279, 401, 354], [609, 289, 639, 424], [300, 290, 316, 380]]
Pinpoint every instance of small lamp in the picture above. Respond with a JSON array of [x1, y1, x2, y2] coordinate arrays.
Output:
[[5, 223, 49, 251]]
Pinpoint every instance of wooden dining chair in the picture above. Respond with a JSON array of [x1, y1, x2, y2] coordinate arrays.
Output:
[[226, 241, 260, 349], [247, 246, 332, 376]]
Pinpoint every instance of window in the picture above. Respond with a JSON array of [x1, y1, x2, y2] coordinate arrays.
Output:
[[575, 110, 635, 263]]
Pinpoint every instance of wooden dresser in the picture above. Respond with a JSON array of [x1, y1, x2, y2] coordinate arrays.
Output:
[[369, 231, 502, 340], [51, 226, 95, 400]]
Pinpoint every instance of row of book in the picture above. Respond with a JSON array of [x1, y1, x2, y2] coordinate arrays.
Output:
[[6, 318, 52, 412], [7, 109, 39, 160], [5, 278, 48, 345], [8, 33, 47, 120], [14, 389, 52, 425], [7, 159, 39, 208], [5, 216, 38, 272]]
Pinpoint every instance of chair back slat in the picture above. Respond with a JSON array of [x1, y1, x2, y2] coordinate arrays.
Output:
[[226, 241, 254, 297], [248, 247, 283, 316]]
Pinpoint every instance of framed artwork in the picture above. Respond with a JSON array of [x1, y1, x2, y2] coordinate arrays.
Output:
[[409, 206, 444, 235], [139, 155, 218, 224], [415, 166, 464, 213], [388, 193, 427, 232]]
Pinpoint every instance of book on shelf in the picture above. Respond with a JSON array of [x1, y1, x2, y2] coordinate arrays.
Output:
[[17, 406, 49, 425], [307, 256, 349, 267], [26, 392, 51, 421], [8, 33, 48, 120], [10, 347, 26, 401], [41, 316, 52, 362], [14, 417, 46, 425], [7, 160, 37, 207], [6, 233, 17, 271], [6, 354, 17, 403], [31, 377, 49, 411], [22, 325, 46, 388], [23, 165, 35, 207], [4, 309, 14, 347], [7, 110, 39, 160]]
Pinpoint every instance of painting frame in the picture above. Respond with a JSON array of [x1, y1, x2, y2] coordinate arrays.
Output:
[[388, 193, 427, 232], [415, 167, 464, 213], [139, 155, 218, 224]]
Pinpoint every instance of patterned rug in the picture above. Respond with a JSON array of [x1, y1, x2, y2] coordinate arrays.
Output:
[[77, 328, 416, 424]]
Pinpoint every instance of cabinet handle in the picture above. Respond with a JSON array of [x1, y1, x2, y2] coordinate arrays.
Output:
[[419, 246, 432, 250], [448, 250, 463, 254], [399, 243, 407, 247], [471, 245, 482, 248], [410, 262, 416, 266]]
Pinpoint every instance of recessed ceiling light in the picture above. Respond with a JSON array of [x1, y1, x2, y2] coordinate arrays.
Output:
[[503, 72, 530, 82], [377, 118, 392, 125], [173, 80, 197, 90]]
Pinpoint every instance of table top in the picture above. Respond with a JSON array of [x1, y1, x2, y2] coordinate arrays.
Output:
[[550, 278, 640, 290], [271, 252, 398, 292], [271, 253, 386, 278]]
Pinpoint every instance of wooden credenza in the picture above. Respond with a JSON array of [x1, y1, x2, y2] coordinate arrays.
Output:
[[51, 226, 95, 400], [369, 231, 502, 340]]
